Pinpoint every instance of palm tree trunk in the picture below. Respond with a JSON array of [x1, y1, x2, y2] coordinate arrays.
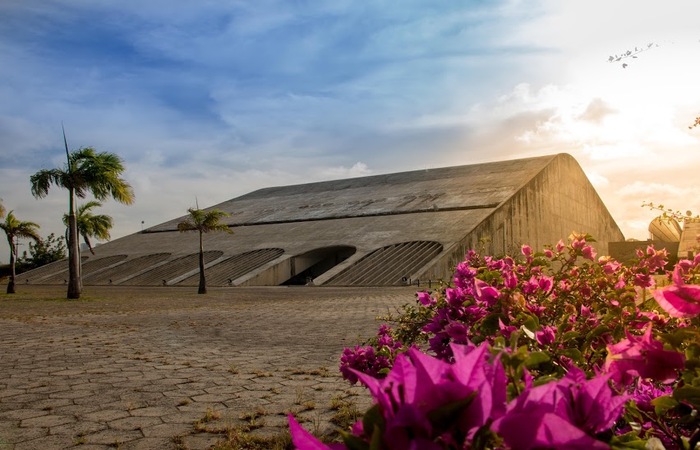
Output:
[[67, 187, 81, 299], [6, 237, 15, 294], [198, 230, 206, 294]]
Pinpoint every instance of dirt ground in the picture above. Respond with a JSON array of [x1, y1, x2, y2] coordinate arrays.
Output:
[[0, 285, 415, 449]]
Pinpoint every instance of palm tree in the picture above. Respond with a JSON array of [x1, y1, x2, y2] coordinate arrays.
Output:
[[63, 201, 113, 255], [30, 139, 134, 299], [1, 211, 41, 293], [177, 207, 232, 294], [0, 199, 6, 218]]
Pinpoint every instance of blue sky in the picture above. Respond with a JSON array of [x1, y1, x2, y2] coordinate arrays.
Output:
[[1, 1, 700, 263]]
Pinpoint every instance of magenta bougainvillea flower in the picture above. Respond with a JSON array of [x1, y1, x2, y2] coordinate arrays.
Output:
[[493, 367, 627, 449], [288, 414, 345, 450], [652, 265, 700, 318], [327, 237, 700, 448], [349, 343, 506, 447], [294, 343, 508, 449], [604, 324, 685, 384], [339, 325, 403, 384], [535, 325, 556, 346]]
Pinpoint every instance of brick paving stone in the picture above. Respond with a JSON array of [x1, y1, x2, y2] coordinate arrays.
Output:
[[108, 416, 162, 431], [83, 428, 143, 446], [128, 406, 174, 417], [0, 286, 410, 449], [0, 389, 24, 399], [0, 409, 49, 421], [49, 420, 107, 437], [20, 414, 75, 428], [14, 434, 77, 450], [140, 422, 191, 438], [82, 409, 131, 422], [0, 423, 47, 444], [121, 436, 173, 450]]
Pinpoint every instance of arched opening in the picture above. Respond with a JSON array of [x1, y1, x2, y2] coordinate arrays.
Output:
[[282, 246, 356, 285], [326, 241, 443, 286]]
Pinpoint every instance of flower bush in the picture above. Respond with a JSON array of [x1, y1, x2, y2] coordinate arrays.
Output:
[[290, 234, 700, 449]]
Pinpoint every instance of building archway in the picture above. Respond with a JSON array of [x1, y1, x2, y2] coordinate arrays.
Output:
[[282, 246, 356, 285]]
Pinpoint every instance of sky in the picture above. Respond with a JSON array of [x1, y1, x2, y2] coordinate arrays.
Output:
[[1, 0, 700, 263]]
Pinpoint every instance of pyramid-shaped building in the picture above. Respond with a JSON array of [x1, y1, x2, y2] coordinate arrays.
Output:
[[22, 153, 624, 287]]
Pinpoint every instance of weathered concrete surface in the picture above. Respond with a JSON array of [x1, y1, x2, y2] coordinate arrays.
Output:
[[23, 154, 624, 287], [0, 286, 411, 449]]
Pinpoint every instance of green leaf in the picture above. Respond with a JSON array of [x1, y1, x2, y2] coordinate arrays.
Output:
[[341, 430, 370, 450], [651, 395, 679, 416], [609, 430, 651, 449], [661, 328, 699, 349], [481, 313, 502, 336], [522, 315, 539, 333], [560, 348, 583, 363], [427, 393, 476, 430], [585, 325, 611, 344], [673, 386, 700, 409], [369, 424, 383, 450], [561, 331, 580, 342], [362, 404, 384, 437], [524, 351, 551, 369]]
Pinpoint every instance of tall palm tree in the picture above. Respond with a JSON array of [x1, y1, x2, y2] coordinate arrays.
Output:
[[1, 211, 41, 293], [177, 207, 232, 294], [63, 201, 113, 255], [30, 139, 134, 299]]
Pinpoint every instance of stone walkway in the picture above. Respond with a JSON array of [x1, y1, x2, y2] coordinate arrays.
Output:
[[0, 286, 413, 449]]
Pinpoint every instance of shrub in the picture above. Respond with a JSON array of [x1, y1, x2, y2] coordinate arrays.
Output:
[[291, 234, 700, 449]]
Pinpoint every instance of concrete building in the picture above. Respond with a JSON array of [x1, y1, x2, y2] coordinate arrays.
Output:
[[22, 153, 624, 287]]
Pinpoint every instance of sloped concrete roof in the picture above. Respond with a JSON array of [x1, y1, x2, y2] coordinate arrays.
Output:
[[23, 153, 624, 287], [151, 154, 558, 231]]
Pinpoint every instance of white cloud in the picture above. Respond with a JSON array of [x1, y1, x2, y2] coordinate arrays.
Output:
[[319, 162, 373, 179]]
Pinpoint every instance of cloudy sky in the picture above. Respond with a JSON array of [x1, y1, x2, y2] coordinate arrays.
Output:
[[1, 0, 699, 263]]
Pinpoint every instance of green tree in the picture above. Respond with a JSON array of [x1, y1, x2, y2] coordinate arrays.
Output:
[[177, 207, 232, 294], [30, 142, 134, 299], [0, 211, 41, 293], [63, 201, 113, 255], [17, 233, 67, 272], [0, 199, 5, 218]]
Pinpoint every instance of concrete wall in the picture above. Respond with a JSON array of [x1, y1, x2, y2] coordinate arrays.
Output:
[[419, 154, 624, 281]]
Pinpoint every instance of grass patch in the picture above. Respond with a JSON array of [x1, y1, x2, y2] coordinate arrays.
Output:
[[328, 395, 361, 430], [210, 427, 292, 450]]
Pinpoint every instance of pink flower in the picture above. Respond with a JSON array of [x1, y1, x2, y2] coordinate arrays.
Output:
[[645, 246, 668, 272], [538, 275, 554, 293], [473, 279, 500, 306], [633, 273, 654, 288], [535, 326, 556, 346], [571, 238, 586, 250], [417, 291, 435, 306], [498, 319, 517, 340], [340, 345, 390, 384], [600, 258, 621, 275], [615, 275, 626, 290], [652, 265, 700, 318], [289, 414, 338, 449], [346, 343, 507, 448], [445, 287, 464, 307], [604, 324, 685, 385], [521, 244, 533, 257], [556, 239, 565, 252], [503, 269, 518, 289], [493, 368, 626, 449], [581, 245, 597, 261]]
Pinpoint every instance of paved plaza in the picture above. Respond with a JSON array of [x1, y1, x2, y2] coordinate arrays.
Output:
[[0, 285, 413, 449]]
